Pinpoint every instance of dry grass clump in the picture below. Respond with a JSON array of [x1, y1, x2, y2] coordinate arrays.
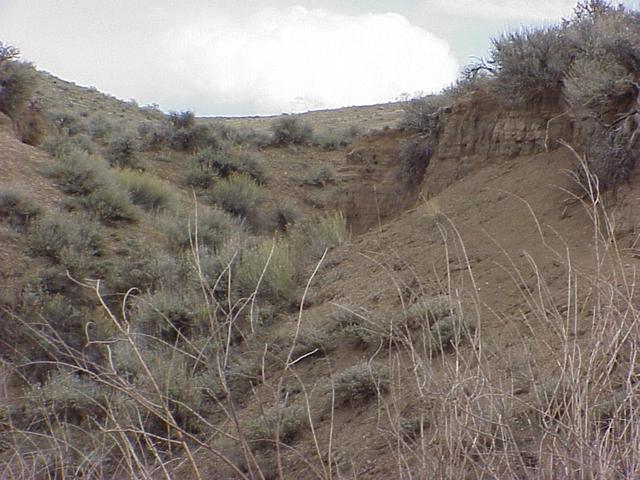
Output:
[[235, 238, 297, 302], [0, 189, 41, 228], [292, 210, 348, 260]]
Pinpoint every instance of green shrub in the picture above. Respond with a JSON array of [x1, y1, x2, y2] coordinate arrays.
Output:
[[209, 174, 263, 219], [171, 124, 217, 153], [107, 133, 141, 168], [211, 122, 271, 147], [138, 122, 172, 151], [166, 208, 235, 252], [28, 212, 106, 262], [236, 238, 296, 301], [430, 315, 474, 351], [135, 290, 205, 341], [313, 126, 359, 150], [87, 114, 116, 140], [0, 189, 41, 227], [42, 133, 95, 159], [0, 60, 37, 120], [197, 147, 268, 184], [271, 116, 313, 145], [27, 369, 104, 423], [185, 162, 218, 189], [110, 246, 186, 293], [75, 183, 138, 223], [115, 170, 175, 212], [247, 405, 307, 449], [47, 150, 110, 195], [277, 324, 332, 360], [46, 149, 138, 222], [274, 202, 301, 232], [232, 151, 268, 184], [117, 344, 216, 430], [49, 110, 84, 136], [331, 362, 389, 406], [304, 164, 336, 187], [406, 295, 451, 325]]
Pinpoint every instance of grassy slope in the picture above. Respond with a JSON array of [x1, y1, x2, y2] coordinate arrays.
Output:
[[1, 66, 639, 479]]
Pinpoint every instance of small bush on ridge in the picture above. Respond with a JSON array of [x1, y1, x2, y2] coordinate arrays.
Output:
[[0, 60, 37, 121]]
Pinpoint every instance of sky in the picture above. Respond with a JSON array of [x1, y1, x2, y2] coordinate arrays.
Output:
[[0, 0, 633, 116]]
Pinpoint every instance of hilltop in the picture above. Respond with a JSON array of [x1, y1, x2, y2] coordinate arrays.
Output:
[[1, 3, 639, 478]]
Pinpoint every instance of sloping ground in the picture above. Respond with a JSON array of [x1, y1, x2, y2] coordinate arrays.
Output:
[[0, 113, 64, 306], [203, 102, 405, 135], [196, 98, 640, 478], [1, 71, 639, 478], [32, 71, 164, 124]]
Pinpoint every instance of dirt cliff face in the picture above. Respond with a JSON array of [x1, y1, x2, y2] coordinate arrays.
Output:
[[424, 94, 583, 196], [330, 95, 583, 233]]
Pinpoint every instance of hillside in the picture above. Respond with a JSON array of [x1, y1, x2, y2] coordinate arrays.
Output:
[[1, 4, 640, 478]]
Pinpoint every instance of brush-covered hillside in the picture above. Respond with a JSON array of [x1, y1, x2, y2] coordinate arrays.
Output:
[[1, 2, 640, 479]]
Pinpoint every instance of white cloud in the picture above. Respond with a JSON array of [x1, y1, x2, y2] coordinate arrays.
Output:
[[0, 2, 458, 115], [422, 0, 576, 21]]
